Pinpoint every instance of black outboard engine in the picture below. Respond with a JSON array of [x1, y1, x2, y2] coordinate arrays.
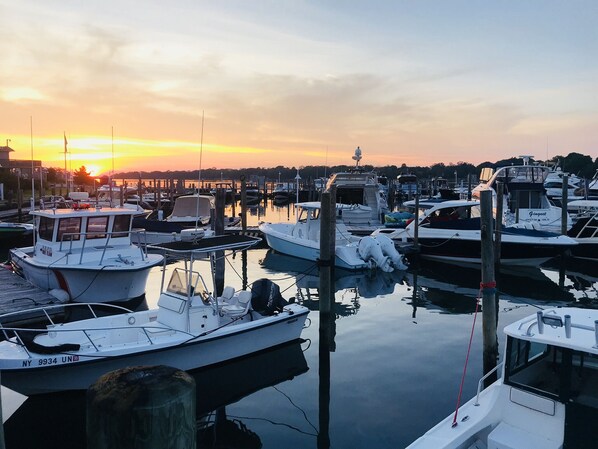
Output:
[[250, 278, 289, 315]]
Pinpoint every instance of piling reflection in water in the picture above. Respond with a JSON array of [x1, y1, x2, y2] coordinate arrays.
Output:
[[3, 341, 309, 449]]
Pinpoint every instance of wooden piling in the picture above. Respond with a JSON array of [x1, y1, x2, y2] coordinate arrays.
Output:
[[561, 175, 568, 235], [413, 190, 420, 246], [214, 188, 226, 296], [480, 190, 498, 382], [494, 181, 504, 265], [86, 365, 196, 449], [240, 176, 247, 231], [319, 190, 335, 316]]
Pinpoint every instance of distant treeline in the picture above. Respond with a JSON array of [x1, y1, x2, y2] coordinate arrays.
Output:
[[115, 152, 597, 182]]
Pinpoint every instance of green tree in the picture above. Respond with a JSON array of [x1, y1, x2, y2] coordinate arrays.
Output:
[[73, 166, 93, 186]]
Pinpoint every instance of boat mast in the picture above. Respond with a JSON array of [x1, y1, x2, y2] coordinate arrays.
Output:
[[63, 131, 69, 197], [195, 111, 205, 229], [30, 116, 35, 209]]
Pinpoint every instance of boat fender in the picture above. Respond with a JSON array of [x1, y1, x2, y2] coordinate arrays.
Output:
[[357, 236, 393, 272], [374, 234, 408, 270], [48, 288, 70, 303]]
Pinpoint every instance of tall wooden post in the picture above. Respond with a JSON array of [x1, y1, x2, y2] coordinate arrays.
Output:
[[481, 190, 498, 382], [214, 188, 226, 296], [240, 176, 247, 231], [494, 182, 504, 265], [413, 190, 420, 247], [561, 175, 568, 235], [319, 190, 335, 316], [318, 188, 335, 449]]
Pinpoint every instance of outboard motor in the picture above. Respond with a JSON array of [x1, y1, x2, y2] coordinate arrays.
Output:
[[250, 278, 289, 315], [358, 236, 393, 272], [374, 234, 408, 270]]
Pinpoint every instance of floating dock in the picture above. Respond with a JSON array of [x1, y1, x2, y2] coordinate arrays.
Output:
[[0, 267, 64, 325]]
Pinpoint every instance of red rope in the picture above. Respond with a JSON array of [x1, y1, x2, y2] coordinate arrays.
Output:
[[451, 294, 481, 427]]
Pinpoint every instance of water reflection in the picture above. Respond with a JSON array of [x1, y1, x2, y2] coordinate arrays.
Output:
[[260, 250, 408, 318], [4, 340, 309, 449], [404, 258, 581, 317]]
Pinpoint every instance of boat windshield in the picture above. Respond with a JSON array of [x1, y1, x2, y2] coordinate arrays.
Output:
[[505, 336, 598, 406], [166, 268, 209, 299], [298, 207, 320, 222]]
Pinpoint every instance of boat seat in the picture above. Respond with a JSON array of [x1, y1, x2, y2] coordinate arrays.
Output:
[[217, 286, 236, 307], [487, 422, 561, 449], [221, 291, 252, 317]]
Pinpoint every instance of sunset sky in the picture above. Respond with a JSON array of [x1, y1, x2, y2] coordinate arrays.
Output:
[[1, 1, 597, 175]]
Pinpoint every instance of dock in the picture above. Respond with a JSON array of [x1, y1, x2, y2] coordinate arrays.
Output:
[[0, 268, 65, 325]]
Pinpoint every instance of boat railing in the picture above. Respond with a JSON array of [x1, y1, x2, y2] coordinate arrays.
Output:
[[474, 362, 504, 406], [59, 230, 148, 265], [0, 302, 194, 359]]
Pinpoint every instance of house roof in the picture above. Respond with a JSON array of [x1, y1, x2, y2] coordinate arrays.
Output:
[[0, 146, 14, 153]]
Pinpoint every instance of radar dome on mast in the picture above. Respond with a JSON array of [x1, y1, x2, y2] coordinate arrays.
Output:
[[352, 146, 363, 167]]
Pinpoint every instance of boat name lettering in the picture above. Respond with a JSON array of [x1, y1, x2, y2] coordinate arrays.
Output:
[[528, 211, 548, 218], [38, 357, 58, 366], [40, 245, 53, 257]]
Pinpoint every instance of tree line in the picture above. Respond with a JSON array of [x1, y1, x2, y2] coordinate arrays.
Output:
[[113, 152, 597, 183]]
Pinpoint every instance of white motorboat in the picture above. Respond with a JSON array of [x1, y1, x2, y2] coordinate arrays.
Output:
[[407, 307, 598, 448], [165, 193, 214, 226], [326, 147, 389, 234], [259, 202, 407, 272], [543, 167, 584, 203], [586, 169, 598, 199], [472, 156, 571, 233], [566, 200, 598, 260], [0, 235, 309, 395], [374, 199, 577, 265], [9, 205, 163, 303]]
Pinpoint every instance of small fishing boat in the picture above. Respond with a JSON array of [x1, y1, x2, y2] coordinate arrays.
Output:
[[0, 221, 34, 243], [9, 205, 163, 303], [374, 199, 577, 265], [0, 235, 309, 395], [407, 307, 598, 448], [164, 193, 214, 226], [259, 202, 407, 272]]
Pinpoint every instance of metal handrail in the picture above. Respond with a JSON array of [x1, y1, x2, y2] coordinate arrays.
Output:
[[57, 230, 147, 265], [1, 320, 195, 359], [474, 362, 504, 406]]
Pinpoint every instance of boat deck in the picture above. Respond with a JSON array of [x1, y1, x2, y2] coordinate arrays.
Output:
[[0, 267, 64, 325]]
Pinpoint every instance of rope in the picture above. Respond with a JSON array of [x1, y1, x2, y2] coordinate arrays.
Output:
[[451, 285, 483, 428]]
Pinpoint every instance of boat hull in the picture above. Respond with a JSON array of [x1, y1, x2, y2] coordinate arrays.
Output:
[[9, 248, 162, 302], [260, 223, 369, 270], [402, 233, 573, 265], [0, 307, 309, 395]]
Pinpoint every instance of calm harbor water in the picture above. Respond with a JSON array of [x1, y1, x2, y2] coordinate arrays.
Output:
[[1, 200, 597, 449]]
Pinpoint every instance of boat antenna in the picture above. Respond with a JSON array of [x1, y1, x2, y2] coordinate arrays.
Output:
[[324, 145, 328, 178], [195, 110, 205, 229]]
